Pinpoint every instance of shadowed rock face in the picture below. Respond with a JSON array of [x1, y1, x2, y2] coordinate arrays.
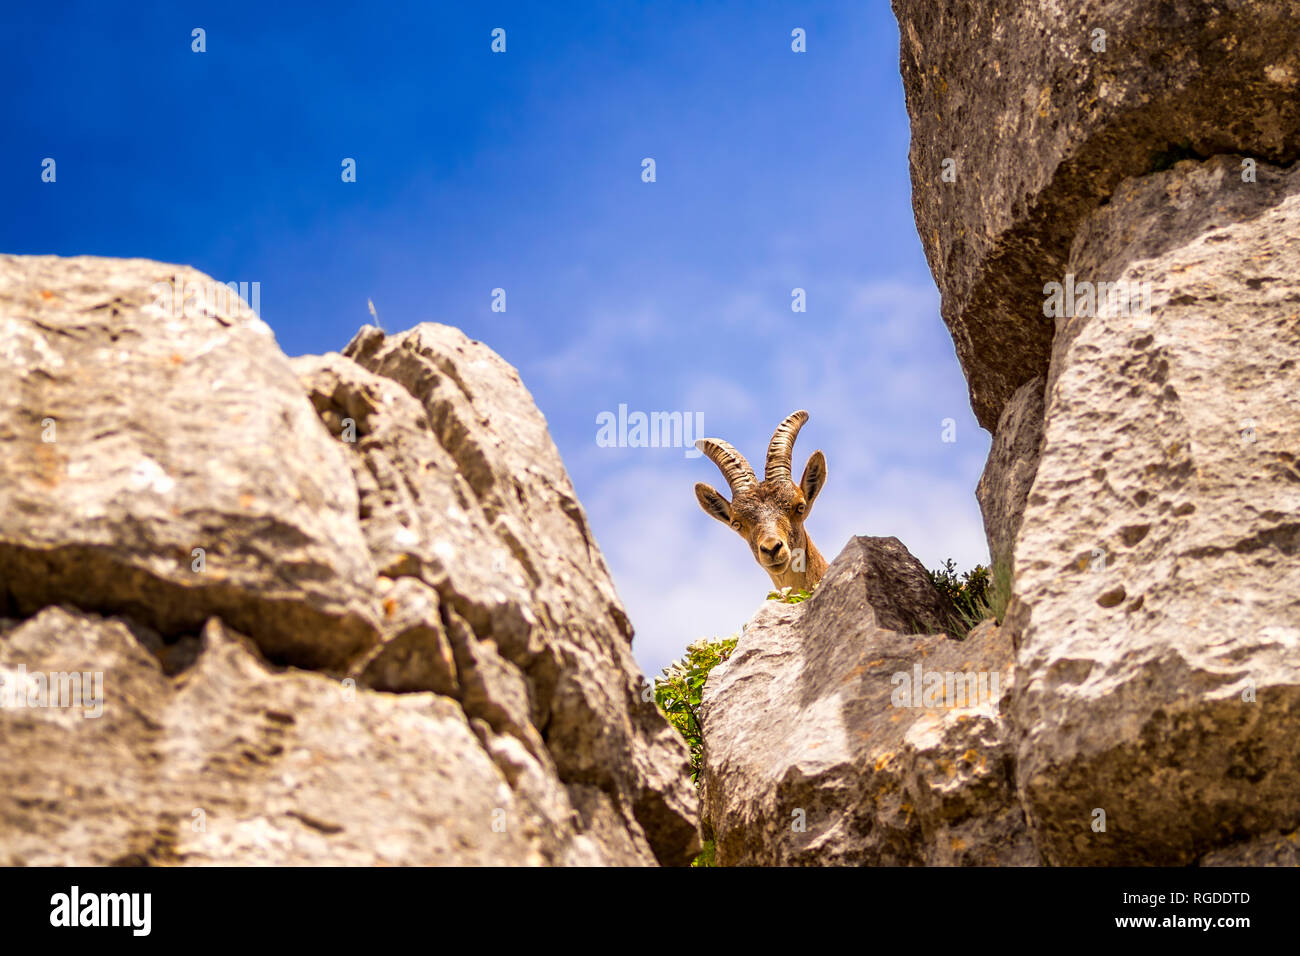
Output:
[[0, 254, 697, 866], [977, 375, 1045, 569], [893, 0, 1300, 429], [700, 537, 1036, 866]]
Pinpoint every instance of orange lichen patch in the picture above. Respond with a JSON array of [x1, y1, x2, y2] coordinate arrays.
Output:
[[951, 837, 967, 852], [874, 752, 895, 772], [169, 353, 185, 365], [382, 597, 397, 619], [40, 289, 55, 300], [237, 493, 255, 509]]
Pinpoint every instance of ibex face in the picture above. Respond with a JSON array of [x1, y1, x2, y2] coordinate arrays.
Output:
[[694, 410, 829, 590]]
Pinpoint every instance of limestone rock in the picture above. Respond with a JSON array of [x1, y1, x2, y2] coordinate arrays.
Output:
[[0, 255, 379, 670], [892, 0, 1300, 427], [0, 256, 697, 866], [1006, 156, 1300, 865], [0, 607, 641, 865], [339, 324, 699, 865], [1201, 830, 1300, 867], [699, 537, 1034, 866], [976, 376, 1045, 568]]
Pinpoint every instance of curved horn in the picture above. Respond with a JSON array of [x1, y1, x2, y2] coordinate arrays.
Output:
[[765, 410, 809, 483], [695, 438, 757, 494]]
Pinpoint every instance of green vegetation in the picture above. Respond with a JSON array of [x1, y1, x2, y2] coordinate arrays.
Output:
[[653, 636, 738, 787], [767, 586, 814, 604], [691, 840, 716, 867], [653, 634, 742, 868], [927, 556, 1014, 633], [929, 558, 989, 632]]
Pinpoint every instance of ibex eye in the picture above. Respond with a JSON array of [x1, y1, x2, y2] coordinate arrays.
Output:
[[731, 520, 743, 531]]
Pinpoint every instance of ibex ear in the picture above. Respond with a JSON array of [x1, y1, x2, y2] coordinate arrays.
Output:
[[695, 482, 732, 524], [800, 451, 826, 513]]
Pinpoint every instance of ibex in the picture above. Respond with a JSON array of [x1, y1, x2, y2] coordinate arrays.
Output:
[[694, 410, 828, 590]]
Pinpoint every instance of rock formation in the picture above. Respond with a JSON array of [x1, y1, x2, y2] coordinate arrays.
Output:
[[894, 0, 1300, 865], [0, 254, 697, 866], [700, 1, 1300, 868], [700, 537, 1035, 866]]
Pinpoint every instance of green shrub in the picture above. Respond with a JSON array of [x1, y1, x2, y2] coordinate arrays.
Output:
[[767, 586, 814, 604], [653, 636, 738, 787], [927, 556, 1014, 632]]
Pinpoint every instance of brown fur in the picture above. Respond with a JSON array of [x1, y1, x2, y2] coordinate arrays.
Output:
[[695, 411, 828, 590]]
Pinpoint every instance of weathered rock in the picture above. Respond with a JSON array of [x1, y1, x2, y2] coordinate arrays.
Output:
[[893, 0, 1300, 428], [338, 324, 699, 865], [0, 255, 379, 669], [0, 607, 642, 865], [976, 375, 1045, 568], [353, 576, 458, 697], [1006, 156, 1300, 865], [700, 537, 1034, 866], [1200, 829, 1300, 867], [0, 256, 698, 866]]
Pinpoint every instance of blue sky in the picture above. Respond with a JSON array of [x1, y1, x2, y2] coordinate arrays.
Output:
[[2, 1, 990, 677]]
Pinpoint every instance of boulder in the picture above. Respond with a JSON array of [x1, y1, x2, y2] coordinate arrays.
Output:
[[0, 255, 379, 669], [0, 607, 641, 865], [699, 536, 1035, 866], [1006, 156, 1300, 865], [334, 325, 699, 863], [892, 0, 1300, 427], [0, 255, 698, 866]]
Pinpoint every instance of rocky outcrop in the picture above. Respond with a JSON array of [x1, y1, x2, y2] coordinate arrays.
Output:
[[0, 254, 697, 866], [893, 0, 1300, 428], [1201, 829, 1300, 867], [975, 375, 1045, 569], [1006, 156, 1300, 865], [897, 2, 1300, 866], [699, 537, 1035, 866], [0, 255, 377, 669]]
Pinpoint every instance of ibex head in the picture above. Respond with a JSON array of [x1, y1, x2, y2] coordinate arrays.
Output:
[[694, 410, 828, 590]]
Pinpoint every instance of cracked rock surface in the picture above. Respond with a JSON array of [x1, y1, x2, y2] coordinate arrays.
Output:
[[700, 536, 1035, 866], [0, 254, 697, 866], [896, 2, 1300, 866], [893, 0, 1300, 428], [1006, 156, 1300, 865]]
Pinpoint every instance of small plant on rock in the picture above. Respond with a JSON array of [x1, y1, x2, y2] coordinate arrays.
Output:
[[927, 556, 1014, 632], [929, 558, 991, 633], [653, 636, 738, 786], [767, 586, 814, 604]]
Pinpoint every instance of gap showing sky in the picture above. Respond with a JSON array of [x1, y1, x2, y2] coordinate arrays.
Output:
[[2, 0, 991, 678]]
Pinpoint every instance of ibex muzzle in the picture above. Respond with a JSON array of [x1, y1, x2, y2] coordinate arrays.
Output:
[[694, 410, 828, 590]]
